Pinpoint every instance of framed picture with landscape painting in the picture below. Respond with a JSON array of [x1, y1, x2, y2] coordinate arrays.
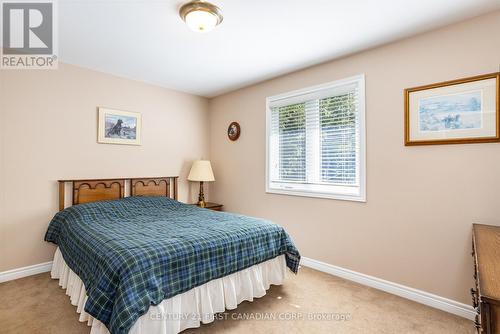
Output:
[[404, 72, 499, 146], [98, 107, 142, 145]]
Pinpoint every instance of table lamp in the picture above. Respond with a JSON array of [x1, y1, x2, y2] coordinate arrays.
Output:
[[187, 160, 215, 207]]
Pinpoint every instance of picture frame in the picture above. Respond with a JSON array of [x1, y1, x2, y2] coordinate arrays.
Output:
[[227, 121, 241, 141], [404, 72, 499, 146], [98, 107, 142, 145]]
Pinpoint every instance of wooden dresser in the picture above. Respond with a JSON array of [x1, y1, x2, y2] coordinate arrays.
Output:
[[472, 224, 500, 334]]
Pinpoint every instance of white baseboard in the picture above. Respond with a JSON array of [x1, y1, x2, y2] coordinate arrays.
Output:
[[0, 261, 53, 284], [300, 257, 476, 320], [0, 257, 476, 320]]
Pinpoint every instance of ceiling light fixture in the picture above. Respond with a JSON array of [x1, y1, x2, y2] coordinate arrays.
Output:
[[179, 1, 223, 33]]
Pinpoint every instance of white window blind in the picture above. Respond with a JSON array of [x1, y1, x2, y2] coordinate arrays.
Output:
[[266, 75, 366, 201]]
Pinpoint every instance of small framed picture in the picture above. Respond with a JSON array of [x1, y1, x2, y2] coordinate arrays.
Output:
[[98, 107, 142, 145], [227, 121, 241, 141], [405, 72, 499, 146]]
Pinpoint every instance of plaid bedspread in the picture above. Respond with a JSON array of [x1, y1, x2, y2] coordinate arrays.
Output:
[[44, 196, 300, 334]]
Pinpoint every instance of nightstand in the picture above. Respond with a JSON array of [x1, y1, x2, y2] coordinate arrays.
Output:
[[191, 202, 223, 211]]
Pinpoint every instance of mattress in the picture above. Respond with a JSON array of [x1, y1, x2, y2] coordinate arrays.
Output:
[[44, 196, 300, 333]]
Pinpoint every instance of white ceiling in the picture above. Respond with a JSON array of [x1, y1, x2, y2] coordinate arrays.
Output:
[[59, 0, 500, 97]]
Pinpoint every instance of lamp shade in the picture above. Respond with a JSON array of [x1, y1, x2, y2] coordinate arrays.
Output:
[[179, 1, 223, 34], [188, 160, 215, 182]]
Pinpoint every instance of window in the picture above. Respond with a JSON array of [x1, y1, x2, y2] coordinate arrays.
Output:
[[266, 75, 365, 201]]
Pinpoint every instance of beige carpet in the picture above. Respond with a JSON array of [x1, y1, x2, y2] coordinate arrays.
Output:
[[0, 267, 473, 334]]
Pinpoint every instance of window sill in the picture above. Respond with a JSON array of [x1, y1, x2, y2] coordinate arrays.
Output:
[[266, 187, 366, 202]]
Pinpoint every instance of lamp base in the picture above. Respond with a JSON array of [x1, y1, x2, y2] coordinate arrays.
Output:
[[198, 181, 206, 207]]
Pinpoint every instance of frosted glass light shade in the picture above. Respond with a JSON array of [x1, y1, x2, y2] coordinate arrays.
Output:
[[179, 1, 223, 34], [188, 160, 215, 182], [185, 10, 218, 33]]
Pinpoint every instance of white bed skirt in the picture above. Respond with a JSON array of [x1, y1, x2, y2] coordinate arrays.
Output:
[[51, 248, 286, 334]]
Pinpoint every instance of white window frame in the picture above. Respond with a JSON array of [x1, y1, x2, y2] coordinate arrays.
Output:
[[265, 74, 366, 202]]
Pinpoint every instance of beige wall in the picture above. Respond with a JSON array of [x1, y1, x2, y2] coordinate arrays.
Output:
[[0, 63, 209, 271], [1, 10, 499, 305], [208, 11, 500, 304]]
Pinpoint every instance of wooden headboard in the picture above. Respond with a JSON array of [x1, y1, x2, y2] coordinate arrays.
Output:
[[57, 177, 178, 211]]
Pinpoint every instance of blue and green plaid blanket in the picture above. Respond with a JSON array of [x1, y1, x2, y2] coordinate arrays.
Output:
[[45, 196, 300, 334]]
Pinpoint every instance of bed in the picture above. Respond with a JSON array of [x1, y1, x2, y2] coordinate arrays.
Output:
[[45, 177, 300, 334]]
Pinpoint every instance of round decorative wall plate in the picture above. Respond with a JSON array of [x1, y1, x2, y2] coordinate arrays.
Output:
[[227, 121, 241, 141]]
